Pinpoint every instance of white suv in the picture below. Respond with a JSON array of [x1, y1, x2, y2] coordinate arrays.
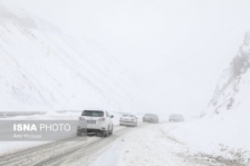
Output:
[[77, 110, 114, 137]]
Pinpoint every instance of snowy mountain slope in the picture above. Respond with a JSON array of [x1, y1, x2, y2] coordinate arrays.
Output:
[[162, 31, 250, 166], [0, 3, 136, 112], [202, 30, 250, 117]]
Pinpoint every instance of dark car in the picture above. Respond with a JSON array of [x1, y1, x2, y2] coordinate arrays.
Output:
[[143, 114, 159, 123]]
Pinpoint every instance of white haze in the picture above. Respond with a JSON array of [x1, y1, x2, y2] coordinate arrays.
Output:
[[2, 0, 250, 116]]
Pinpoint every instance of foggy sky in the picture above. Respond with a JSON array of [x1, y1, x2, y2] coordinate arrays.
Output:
[[3, 0, 250, 115]]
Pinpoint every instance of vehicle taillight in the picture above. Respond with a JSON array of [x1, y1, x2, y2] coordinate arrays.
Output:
[[79, 116, 85, 120], [99, 117, 106, 122], [131, 119, 134, 121]]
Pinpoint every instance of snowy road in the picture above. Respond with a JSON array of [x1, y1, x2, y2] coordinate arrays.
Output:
[[0, 122, 240, 166], [0, 123, 147, 166]]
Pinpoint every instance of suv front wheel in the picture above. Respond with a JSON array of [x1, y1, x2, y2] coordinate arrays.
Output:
[[98, 131, 107, 137]]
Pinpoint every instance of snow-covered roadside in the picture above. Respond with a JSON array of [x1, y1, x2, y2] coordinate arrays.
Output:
[[91, 120, 250, 166], [163, 118, 250, 166], [90, 123, 212, 166]]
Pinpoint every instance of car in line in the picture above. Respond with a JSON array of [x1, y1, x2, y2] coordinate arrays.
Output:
[[142, 114, 159, 123], [0, 113, 6, 118], [119, 113, 138, 127], [77, 109, 114, 137], [169, 114, 184, 122]]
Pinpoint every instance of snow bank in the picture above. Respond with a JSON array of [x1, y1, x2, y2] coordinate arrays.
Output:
[[164, 30, 250, 165]]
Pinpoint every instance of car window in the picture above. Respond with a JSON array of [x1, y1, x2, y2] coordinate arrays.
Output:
[[106, 111, 109, 117], [82, 110, 104, 117], [145, 114, 155, 117], [122, 114, 133, 117]]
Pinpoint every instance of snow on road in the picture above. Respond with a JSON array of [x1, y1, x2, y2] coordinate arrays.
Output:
[[91, 122, 205, 166], [2, 113, 250, 166], [0, 112, 78, 155], [91, 121, 250, 166], [0, 111, 122, 155], [1, 112, 249, 166]]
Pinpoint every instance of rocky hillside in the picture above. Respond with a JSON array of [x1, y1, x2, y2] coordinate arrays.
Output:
[[202, 30, 250, 117]]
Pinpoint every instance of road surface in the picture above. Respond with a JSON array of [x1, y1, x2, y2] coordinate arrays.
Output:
[[0, 122, 238, 166]]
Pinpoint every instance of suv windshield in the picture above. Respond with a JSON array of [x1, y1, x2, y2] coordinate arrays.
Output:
[[82, 110, 104, 117]]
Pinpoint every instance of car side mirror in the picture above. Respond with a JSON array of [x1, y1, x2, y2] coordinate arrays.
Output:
[[110, 115, 114, 118]]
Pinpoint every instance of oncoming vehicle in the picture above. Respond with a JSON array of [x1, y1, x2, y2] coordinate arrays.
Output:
[[169, 114, 184, 122], [77, 110, 114, 137], [143, 114, 159, 123], [119, 114, 138, 127]]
